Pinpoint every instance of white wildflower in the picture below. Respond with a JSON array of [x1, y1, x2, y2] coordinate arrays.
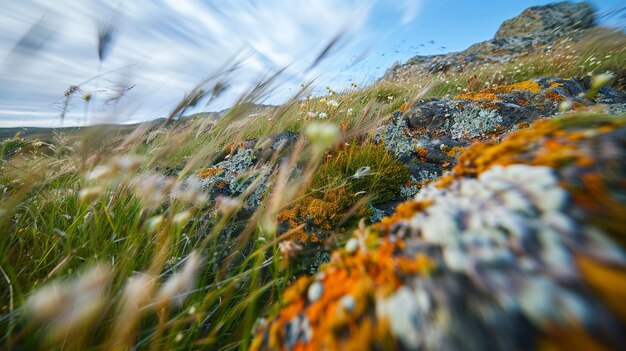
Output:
[[352, 166, 371, 179], [78, 186, 104, 203], [172, 210, 192, 228], [86, 165, 112, 182], [305, 122, 339, 149], [216, 196, 241, 217], [591, 72, 614, 90], [156, 252, 201, 307]]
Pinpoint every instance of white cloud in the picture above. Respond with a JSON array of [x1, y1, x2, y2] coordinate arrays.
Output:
[[0, 0, 421, 127]]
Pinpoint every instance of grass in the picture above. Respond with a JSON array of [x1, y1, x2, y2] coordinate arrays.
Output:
[[393, 28, 626, 98], [0, 23, 625, 351]]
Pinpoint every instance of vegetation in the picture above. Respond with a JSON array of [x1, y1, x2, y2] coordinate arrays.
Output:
[[0, 13, 625, 351]]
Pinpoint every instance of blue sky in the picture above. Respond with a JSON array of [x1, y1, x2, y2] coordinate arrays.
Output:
[[0, 0, 623, 127]]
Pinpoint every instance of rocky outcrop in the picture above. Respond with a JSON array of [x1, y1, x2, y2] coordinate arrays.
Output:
[[494, 1, 595, 40], [373, 77, 626, 207], [383, 1, 598, 81], [251, 114, 626, 351]]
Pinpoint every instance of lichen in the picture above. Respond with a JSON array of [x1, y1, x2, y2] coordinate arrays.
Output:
[[446, 104, 503, 139], [254, 114, 626, 350]]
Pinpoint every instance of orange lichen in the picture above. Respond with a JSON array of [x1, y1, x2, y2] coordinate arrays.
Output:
[[256, 114, 626, 351], [482, 80, 542, 94], [378, 200, 431, 231], [278, 187, 368, 242], [214, 181, 228, 189], [455, 92, 500, 101], [544, 91, 565, 101], [415, 146, 429, 159], [449, 115, 626, 245], [251, 238, 434, 351], [196, 167, 224, 178], [547, 81, 564, 90], [443, 145, 465, 158], [479, 101, 501, 110], [575, 253, 626, 323], [451, 117, 626, 177]]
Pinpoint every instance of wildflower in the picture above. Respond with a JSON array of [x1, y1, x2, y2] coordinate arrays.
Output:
[[586, 72, 614, 99], [155, 252, 201, 307], [146, 215, 164, 232], [591, 72, 614, 90], [279, 240, 303, 261], [131, 174, 171, 209], [327, 99, 339, 107], [307, 111, 317, 120], [78, 186, 104, 203], [86, 165, 113, 182], [387, 96, 394, 101], [25, 265, 111, 343], [347, 108, 354, 116], [559, 100, 573, 112], [172, 210, 192, 228], [105, 274, 154, 349], [352, 166, 371, 179], [171, 177, 208, 207], [305, 122, 339, 149], [318, 112, 328, 119], [216, 196, 241, 217], [112, 154, 143, 174]]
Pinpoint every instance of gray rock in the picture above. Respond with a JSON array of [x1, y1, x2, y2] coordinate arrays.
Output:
[[494, 1, 595, 40]]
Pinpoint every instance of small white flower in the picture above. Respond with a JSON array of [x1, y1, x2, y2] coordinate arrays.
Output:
[[216, 196, 241, 217], [318, 112, 328, 119], [146, 215, 164, 232], [172, 210, 192, 228], [305, 122, 339, 149], [352, 166, 371, 179], [78, 186, 104, 203], [156, 252, 201, 306], [307, 281, 323, 302], [347, 108, 354, 116], [86, 165, 112, 182], [327, 99, 339, 107], [591, 72, 614, 90], [112, 155, 143, 173], [559, 100, 573, 112]]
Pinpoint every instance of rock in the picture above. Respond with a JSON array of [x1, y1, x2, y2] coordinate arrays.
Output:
[[494, 1, 595, 40], [374, 77, 626, 197], [383, 2, 600, 82], [251, 114, 626, 351]]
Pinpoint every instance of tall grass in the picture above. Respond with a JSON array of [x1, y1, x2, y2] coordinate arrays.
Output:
[[0, 21, 625, 351]]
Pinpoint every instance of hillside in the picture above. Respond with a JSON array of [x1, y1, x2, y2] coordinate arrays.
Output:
[[1, 2, 626, 350]]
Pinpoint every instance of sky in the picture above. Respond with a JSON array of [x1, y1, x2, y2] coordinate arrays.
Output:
[[0, 0, 623, 128]]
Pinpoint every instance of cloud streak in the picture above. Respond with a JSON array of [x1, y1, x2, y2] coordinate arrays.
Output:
[[0, 0, 421, 127]]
